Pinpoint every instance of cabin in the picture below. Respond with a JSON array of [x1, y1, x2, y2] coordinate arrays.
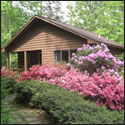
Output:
[[2, 15, 124, 71]]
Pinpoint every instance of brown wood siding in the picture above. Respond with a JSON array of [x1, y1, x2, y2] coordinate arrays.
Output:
[[8, 22, 87, 64]]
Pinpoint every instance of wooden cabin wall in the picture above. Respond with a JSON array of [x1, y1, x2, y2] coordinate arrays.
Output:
[[8, 21, 87, 64]]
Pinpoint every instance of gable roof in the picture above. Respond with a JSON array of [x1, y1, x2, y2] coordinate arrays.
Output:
[[2, 15, 124, 52]]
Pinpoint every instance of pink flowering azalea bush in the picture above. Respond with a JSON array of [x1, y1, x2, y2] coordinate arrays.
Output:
[[81, 72, 124, 111], [69, 43, 124, 75], [49, 68, 124, 111], [1, 66, 19, 80], [20, 63, 68, 81]]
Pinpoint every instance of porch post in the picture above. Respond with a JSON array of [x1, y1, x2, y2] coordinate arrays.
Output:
[[7, 52, 11, 70], [24, 51, 27, 71], [9, 53, 11, 68]]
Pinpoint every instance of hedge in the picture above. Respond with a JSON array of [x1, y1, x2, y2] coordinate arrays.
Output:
[[14, 80, 124, 124]]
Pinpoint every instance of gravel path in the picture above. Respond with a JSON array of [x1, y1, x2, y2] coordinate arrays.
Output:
[[3, 94, 53, 124]]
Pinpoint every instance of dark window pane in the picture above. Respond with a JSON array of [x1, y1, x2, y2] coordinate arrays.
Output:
[[89, 44, 96, 47], [18, 52, 24, 69], [54, 50, 61, 62], [62, 50, 68, 62]]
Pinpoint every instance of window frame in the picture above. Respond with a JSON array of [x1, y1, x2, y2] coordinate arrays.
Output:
[[54, 49, 77, 63]]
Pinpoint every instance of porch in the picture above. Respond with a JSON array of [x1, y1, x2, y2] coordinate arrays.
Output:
[[7, 50, 42, 71]]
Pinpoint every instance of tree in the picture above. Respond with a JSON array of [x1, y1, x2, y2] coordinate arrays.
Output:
[[42, 1, 64, 21], [18, 1, 43, 17], [1, 1, 25, 67], [67, 1, 124, 44]]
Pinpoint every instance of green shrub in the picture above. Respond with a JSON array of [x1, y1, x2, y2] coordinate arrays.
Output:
[[114, 53, 124, 77], [14, 80, 34, 105], [1, 77, 9, 99], [1, 77, 17, 124], [5, 78, 17, 93], [115, 53, 124, 62], [14, 80, 124, 124], [1, 77, 17, 97]]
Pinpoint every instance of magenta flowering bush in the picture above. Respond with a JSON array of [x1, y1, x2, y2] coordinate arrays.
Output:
[[70, 43, 124, 75]]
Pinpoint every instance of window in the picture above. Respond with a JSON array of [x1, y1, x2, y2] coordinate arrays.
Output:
[[89, 43, 97, 47], [54, 49, 77, 62], [54, 50, 61, 62], [62, 50, 68, 62]]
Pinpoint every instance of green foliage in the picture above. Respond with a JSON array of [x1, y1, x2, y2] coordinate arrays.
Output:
[[11, 53, 18, 69], [114, 53, 124, 77], [1, 53, 7, 67], [18, 1, 43, 16], [14, 80, 36, 105], [1, 77, 9, 99], [67, 1, 124, 44], [1, 77, 17, 94], [1, 1, 29, 42], [1, 1, 30, 67], [42, 1, 64, 21], [14, 80, 124, 124], [77, 49, 92, 57], [1, 102, 17, 124], [5, 79, 17, 94], [114, 53, 124, 62], [1, 77, 17, 124]]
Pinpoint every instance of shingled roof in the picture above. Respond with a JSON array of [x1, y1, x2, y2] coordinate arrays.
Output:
[[39, 16, 124, 49], [2, 15, 124, 51]]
